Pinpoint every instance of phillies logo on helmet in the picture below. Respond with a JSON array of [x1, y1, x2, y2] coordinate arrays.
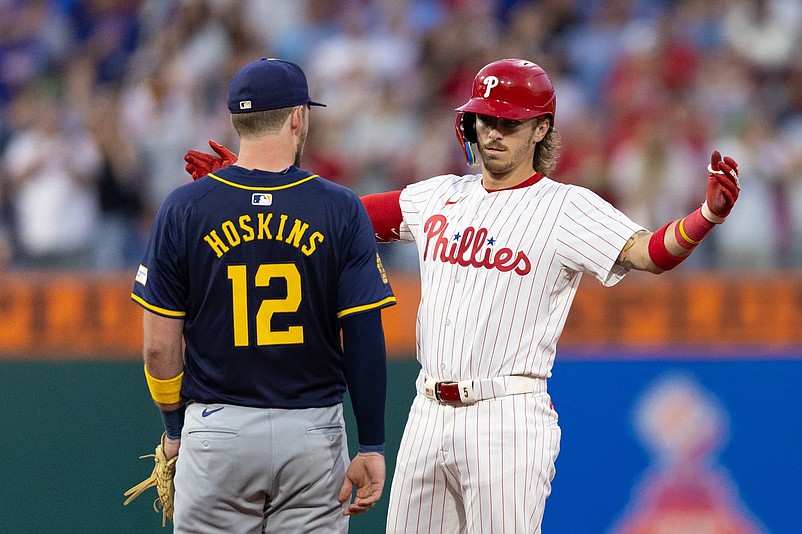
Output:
[[483, 76, 499, 98], [456, 58, 556, 121]]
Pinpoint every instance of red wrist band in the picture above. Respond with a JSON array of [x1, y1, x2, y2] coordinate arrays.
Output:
[[674, 208, 716, 250], [648, 222, 686, 271]]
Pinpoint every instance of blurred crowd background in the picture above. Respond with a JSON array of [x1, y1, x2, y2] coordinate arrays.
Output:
[[2, 0, 802, 272]]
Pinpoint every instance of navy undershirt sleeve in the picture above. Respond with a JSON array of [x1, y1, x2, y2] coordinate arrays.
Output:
[[341, 308, 387, 452]]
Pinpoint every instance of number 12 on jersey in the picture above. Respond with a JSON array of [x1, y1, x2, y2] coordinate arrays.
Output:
[[227, 263, 304, 347]]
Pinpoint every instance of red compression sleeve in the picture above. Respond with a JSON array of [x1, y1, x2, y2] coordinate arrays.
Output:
[[648, 222, 686, 271], [649, 205, 722, 271], [674, 207, 716, 250], [360, 190, 403, 243]]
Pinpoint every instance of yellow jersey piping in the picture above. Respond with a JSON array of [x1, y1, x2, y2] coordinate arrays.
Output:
[[131, 294, 186, 318], [337, 296, 397, 319], [208, 173, 319, 191]]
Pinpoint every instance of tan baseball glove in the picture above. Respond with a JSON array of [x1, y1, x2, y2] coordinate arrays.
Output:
[[123, 434, 177, 527]]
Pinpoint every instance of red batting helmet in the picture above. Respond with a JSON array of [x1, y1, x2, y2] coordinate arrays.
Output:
[[455, 58, 556, 165]]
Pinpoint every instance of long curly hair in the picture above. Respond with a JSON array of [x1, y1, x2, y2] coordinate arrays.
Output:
[[534, 121, 561, 176]]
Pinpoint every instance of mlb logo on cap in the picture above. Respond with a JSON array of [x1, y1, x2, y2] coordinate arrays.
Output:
[[228, 58, 326, 114]]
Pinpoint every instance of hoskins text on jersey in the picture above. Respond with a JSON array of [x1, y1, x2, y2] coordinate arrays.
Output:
[[203, 212, 324, 258]]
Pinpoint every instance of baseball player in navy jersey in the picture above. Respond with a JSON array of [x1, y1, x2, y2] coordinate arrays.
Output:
[[132, 58, 396, 533], [184, 58, 740, 533]]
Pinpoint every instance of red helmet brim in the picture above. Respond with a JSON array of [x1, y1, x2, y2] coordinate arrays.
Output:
[[456, 98, 552, 121]]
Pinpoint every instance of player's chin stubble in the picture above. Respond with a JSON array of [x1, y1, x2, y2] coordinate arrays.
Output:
[[480, 145, 525, 175], [479, 132, 537, 175]]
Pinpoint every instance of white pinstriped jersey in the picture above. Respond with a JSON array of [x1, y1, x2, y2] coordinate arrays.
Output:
[[398, 173, 644, 382]]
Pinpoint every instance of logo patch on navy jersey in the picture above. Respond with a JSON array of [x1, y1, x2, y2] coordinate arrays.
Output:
[[376, 253, 388, 284], [252, 193, 272, 206], [135, 264, 148, 285]]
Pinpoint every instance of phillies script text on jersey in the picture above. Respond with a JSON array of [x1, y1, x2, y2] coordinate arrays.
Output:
[[423, 214, 531, 275], [203, 212, 324, 258]]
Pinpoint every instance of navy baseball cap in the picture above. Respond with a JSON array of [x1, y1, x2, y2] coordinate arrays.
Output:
[[227, 58, 326, 114]]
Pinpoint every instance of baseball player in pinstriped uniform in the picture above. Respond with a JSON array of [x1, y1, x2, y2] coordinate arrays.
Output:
[[132, 58, 395, 533], [184, 58, 740, 533]]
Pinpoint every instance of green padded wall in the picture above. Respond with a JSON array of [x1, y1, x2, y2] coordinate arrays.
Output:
[[0, 359, 420, 534]]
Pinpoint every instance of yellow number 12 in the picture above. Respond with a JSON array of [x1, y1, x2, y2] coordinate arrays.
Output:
[[227, 263, 304, 347]]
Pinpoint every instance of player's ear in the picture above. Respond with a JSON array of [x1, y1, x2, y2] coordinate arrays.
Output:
[[289, 105, 305, 133], [533, 117, 549, 143]]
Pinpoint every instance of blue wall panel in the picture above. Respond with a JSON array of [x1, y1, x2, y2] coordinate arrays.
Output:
[[1, 353, 799, 533], [545, 353, 802, 534]]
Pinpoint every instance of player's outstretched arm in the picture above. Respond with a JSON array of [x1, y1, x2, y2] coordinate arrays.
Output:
[[617, 150, 740, 273], [361, 191, 403, 242], [184, 140, 238, 180], [339, 451, 386, 516]]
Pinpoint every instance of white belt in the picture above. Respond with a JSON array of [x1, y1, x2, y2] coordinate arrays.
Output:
[[421, 375, 546, 405]]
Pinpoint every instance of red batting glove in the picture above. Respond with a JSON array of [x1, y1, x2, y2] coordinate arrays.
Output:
[[184, 140, 238, 181], [704, 150, 740, 222]]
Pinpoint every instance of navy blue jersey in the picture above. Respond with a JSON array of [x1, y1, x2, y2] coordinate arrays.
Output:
[[132, 166, 395, 408]]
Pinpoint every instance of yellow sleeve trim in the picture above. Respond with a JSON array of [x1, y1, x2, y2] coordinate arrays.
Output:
[[144, 366, 183, 404], [337, 296, 397, 319], [130, 293, 186, 318]]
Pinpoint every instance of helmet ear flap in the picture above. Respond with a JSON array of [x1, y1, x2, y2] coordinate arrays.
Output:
[[455, 112, 478, 165], [461, 112, 477, 143]]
